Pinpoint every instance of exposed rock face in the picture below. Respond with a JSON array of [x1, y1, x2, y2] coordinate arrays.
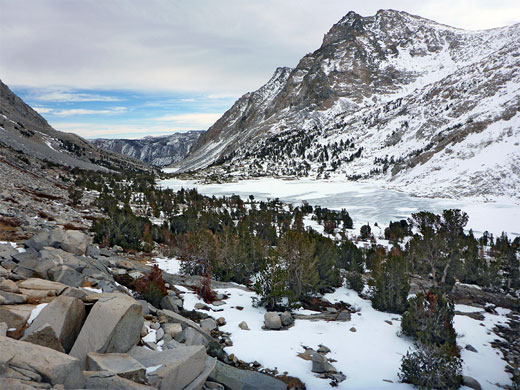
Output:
[[208, 360, 286, 390], [176, 10, 520, 200], [23, 295, 86, 352], [20, 323, 65, 352], [0, 336, 85, 388], [86, 352, 146, 383], [92, 131, 203, 167], [70, 293, 144, 368]]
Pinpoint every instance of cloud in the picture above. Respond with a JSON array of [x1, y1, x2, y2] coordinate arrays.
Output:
[[154, 113, 222, 128], [33, 91, 122, 102], [2, 0, 516, 96], [51, 107, 127, 116], [33, 106, 54, 114]]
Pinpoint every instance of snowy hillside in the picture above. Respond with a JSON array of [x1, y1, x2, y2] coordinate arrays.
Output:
[[174, 10, 520, 201]]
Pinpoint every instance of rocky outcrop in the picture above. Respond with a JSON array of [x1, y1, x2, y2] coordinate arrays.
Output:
[[0, 336, 85, 388], [208, 360, 286, 390], [70, 293, 144, 368]]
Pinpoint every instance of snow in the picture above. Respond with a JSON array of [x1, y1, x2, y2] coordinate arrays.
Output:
[[146, 364, 162, 375], [167, 274, 513, 389], [159, 178, 520, 238], [82, 287, 103, 294], [147, 257, 182, 275], [27, 303, 48, 325]]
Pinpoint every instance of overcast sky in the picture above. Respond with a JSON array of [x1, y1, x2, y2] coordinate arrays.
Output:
[[1, 0, 519, 138]]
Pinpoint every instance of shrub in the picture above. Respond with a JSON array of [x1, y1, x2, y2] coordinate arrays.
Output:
[[135, 265, 167, 307], [399, 343, 462, 389], [372, 251, 410, 314], [346, 271, 364, 294], [401, 291, 458, 351]]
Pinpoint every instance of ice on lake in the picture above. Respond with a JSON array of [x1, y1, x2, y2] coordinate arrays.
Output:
[[159, 177, 520, 238]]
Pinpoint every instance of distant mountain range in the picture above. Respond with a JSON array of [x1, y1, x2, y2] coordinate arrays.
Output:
[[0, 80, 150, 173], [175, 10, 520, 200], [92, 131, 203, 167]]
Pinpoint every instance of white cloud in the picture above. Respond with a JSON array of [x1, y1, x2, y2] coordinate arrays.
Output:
[[51, 107, 127, 116], [33, 91, 122, 102], [33, 106, 53, 114], [154, 113, 222, 127]]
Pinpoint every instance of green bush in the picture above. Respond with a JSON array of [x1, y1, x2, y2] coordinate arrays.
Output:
[[346, 271, 364, 294], [372, 252, 410, 314], [401, 291, 457, 351], [399, 343, 462, 389]]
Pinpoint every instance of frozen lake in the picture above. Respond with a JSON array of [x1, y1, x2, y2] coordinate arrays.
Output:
[[159, 178, 520, 238]]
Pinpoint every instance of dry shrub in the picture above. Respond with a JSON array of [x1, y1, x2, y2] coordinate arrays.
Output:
[[135, 265, 167, 307]]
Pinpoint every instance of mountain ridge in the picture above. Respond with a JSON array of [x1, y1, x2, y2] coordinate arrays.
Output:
[[173, 9, 520, 201]]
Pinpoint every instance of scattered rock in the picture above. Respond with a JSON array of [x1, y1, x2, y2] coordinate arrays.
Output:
[[349, 327, 357, 332], [83, 370, 154, 390], [24, 295, 85, 352], [195, 302, 210, 311], [177, 327, 208, 347], [0, 304, 35, 329], [0, 278, 19, 293], [160, 295, 179, 313], [163, 323, 183, 339], [129, 345, 207, 390], [280, 311, 294, 326], [200, 318, 217, 332], [465, 344, 478, 353], [0, 336, 85, 388], [86, 352, 146, 383], [238, 321, 249, 330], [216, 317, 226, 326], [70, 293, 143, 368], [0, 290, 28, 304], [311, 352, 337, 374], [48, 265, 84, 288], [264, 312, 282, 330], [20, 323, 65, 352], [318, 344, 331, 354], [462, 375, 482, 390], [208, 360, 286, 390]]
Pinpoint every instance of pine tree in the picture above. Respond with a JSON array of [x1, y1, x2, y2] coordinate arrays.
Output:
[[372, 249, 410, 314]]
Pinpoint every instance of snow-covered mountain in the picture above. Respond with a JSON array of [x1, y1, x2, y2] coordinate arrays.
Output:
[[92, 131, 203, 167], [175, 10, 520, 201]]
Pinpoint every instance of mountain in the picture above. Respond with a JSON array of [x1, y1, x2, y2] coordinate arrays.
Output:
[[0, 79, 151, 172], [175, 10, 520, 200], [91, 131, 203, 167]]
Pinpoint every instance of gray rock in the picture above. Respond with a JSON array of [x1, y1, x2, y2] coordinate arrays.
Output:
[[336, 310, 351, 321], [311, 352, 337, 373], [318, 344, 331, 354], [0, 278, 19, 293], [86, 352, 146, 383], [208, 360, 286, 390], [129, 345, 206, 390], [176, 327, 208, 346], [203, 381, 225, 390], [83, 371, 154, 390], [185, 356, 217, 390], [48, 265, 84, 287], [280, 311, 293, 326], [0, 378, 42, 389], [200, 318, 217, 332], [238, 321, 249, 330], [0, 290, 28, 304], [160, 295, 179, 313], [216, 317, 226, 326], [20, 323, 65, 353], [195, 302, 210, 310], [263, 312, 281, 330], [60, 230, 89, 256], [60, 286, 88, 300], [26, 231, 56, 252], [163, 323, 183, 339], [137, 299, 153, 315], [17, 278, 68, 293], [0, 336, 85, 388], [70, 293, 143, 368], [0, 322, 7, 336], [86, 245, 100, 258], [0, 304, 35, 329], [156, 327, 165, 341], [24, 295, 85, 352], [462, 375, 482, 390], [465, 344, 478, 353], [159, 309, 213, 344]]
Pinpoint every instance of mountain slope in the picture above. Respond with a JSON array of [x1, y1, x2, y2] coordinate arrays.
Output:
[[92, 131, 203, 167], [0, 80, 151, 172], [175, 10, 520, 200]]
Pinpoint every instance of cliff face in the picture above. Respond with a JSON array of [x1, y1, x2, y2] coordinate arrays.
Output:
[[92, 131, 203, 167], [175, 10, 520, 200]]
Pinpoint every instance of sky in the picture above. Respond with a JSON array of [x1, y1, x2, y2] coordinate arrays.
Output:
[[1, 0, 519, 139]]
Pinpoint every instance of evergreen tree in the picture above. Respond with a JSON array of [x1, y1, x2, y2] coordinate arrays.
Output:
[[372, 249, 410, 314]]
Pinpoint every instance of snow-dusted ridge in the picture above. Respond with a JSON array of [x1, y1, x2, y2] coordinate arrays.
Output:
[[173, 10, 520, 201]]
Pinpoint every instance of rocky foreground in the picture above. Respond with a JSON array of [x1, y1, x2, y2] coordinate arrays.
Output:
[[0, 225, 291, 390]]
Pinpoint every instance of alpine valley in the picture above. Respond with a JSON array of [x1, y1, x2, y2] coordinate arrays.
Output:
[[176, 10, 520, 201]]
